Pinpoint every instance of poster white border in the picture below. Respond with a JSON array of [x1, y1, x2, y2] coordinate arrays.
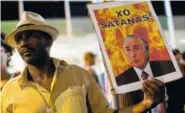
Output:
[[87, 1, 183, 94]]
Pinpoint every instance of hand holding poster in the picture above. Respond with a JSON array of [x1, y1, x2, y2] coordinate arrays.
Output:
[[87, 1, 183, 94]]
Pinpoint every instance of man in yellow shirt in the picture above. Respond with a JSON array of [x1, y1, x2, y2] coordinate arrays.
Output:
[[1, 11, 165, 113]]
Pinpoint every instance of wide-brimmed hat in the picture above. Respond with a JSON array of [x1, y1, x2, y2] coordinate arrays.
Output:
[[5, 11, 59, 48]]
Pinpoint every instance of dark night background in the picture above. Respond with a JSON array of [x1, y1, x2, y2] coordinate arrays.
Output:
[[1, 1, 185, 20]]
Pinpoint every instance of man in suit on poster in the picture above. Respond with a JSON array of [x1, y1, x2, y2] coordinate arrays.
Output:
[[116, 35, 176, 86]]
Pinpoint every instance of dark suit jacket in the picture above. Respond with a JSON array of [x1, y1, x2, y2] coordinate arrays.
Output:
[[116, 60, 176, 86], [166, 76, 185, 113]]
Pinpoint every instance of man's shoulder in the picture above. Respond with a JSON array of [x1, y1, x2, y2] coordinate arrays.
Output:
[[149, 60, 175, 70], [57, 62, 88, 78], [116, 67, 135, 79], [115, 67, 140, 86], [58, 62, 86, 72], [53, 58, 85, 72], [1, 75, 21, 94], [150, 60, 176, 76], [55, 58, 86, 72], [5, 75, 20, 86], [150, 60, 173, 65], [56, 64, 92, 87]]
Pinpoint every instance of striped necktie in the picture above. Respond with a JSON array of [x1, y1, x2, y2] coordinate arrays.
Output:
[[141, 71, 149, 80], [141, 71, 152, 113]]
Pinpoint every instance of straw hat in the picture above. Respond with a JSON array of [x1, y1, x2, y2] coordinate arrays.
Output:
[[5, 11, 59, 48]]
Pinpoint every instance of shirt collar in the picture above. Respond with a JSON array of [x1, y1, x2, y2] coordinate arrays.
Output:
[[143, 62, 153, 76], [18, 58, 68, 88], [134, 62, 153, 80]]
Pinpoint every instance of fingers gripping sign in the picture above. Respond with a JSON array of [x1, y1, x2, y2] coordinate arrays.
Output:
[[143, 79, 165, 107], [133, 79, 165, 113]]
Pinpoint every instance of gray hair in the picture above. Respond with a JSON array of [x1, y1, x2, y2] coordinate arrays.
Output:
[[124, 34, 149, 52]]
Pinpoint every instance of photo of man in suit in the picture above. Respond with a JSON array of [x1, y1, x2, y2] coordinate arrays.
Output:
[[116, 34, 176, 86]]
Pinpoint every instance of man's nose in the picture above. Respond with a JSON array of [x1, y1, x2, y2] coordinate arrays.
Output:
[[20, 38, 30, 47], [130, 51, 136, 57]]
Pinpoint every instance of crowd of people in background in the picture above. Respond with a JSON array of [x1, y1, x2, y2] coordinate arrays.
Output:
[[1, 32, 20, 90]]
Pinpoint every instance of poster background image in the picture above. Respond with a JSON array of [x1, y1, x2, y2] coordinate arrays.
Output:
[[93, 2, 171, 76]]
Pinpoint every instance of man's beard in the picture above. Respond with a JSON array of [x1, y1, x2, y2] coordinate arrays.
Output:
[[26, 56, 46, 66], [24, 51, 49, 67]]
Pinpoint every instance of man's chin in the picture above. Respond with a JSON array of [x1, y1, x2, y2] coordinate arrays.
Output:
[[133, 64, 146, 70], [24, 57, 38, 65], [133, 64, 140, 68], [23, 56, 46, 66]]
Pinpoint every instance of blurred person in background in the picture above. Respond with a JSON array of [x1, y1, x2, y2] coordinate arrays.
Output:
[[181, 51, 185, 72], [83, 52, 100, 86], [180, 51, 185, 112], [1, 32, 20, 90], [172, 49, 185, 75], [165, 49, 185, 113]]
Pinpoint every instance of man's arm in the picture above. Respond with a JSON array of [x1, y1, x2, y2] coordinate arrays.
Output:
[[85, 67, 165, 113], [96, 50, 165, 113], [127, 79, 165, 113], [116, 79, 165, 113]]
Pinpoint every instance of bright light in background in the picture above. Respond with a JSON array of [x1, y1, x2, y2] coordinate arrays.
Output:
[[179, 39, 185, 44], [51, 33, 100, 66], [9, 50, 25, 73], [50, 33, 107, 83], [164, 0, 176, 48], [91, 0, 105, 3]]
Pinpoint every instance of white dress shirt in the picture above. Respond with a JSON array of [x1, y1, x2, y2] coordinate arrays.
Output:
[[133, 62, 154, 81]]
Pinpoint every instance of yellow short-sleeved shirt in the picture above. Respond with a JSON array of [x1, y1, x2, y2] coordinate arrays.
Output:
[[1, 58, 115, 113]]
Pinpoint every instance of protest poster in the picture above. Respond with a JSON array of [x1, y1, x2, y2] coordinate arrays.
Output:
[[87, 1, 183, 94]]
